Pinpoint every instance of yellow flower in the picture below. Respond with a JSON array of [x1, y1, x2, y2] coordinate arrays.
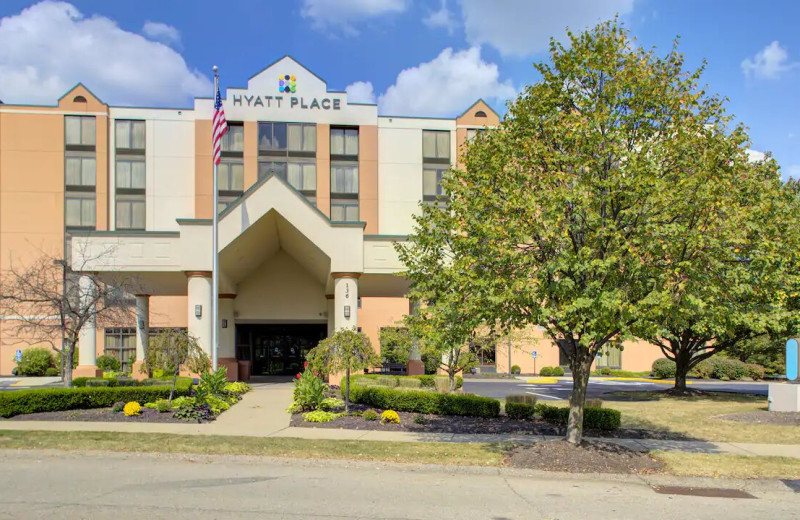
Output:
[[123, 402, 142, 417], [381, 410, 400, 424]]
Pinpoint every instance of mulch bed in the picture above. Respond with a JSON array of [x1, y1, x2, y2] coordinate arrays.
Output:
[[716, 410, 800, 426], [505, 440, 665, 474], [2, 407, 190, 423], [290, 403, 688, 440]]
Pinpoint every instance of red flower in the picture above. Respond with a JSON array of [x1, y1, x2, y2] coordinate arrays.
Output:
[[303, 361, 308, 369], [296, 373, 301, 379]]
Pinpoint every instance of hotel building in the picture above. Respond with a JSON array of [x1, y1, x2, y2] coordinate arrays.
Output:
[[0, 56, 661, 379]]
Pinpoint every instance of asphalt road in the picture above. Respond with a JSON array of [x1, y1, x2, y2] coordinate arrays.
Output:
[[463, 378, 769, 401], [0, 450, 796, 520]]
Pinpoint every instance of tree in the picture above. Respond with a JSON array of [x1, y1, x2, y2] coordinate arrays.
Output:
[[306, 328, 379, 412], [143, 329, 210, 403], [0, 250, 134, 387], [400, 20, 773, 444], [379, 327, 412, 364]]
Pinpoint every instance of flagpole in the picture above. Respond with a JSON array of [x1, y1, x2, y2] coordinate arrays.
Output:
[[211, 65, 219, 372]]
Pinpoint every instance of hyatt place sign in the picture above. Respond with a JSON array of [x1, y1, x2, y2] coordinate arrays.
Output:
[[231, 94, 342, 111]]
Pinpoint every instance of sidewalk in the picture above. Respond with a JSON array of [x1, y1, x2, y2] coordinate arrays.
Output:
[[1, 381, 799, 459]]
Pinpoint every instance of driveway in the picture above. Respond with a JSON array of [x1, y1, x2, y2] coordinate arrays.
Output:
[[464, 377, 769, 401]]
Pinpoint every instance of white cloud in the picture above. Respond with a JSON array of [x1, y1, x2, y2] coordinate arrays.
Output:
[[741, 41, 797, 80], [345, 80, 376, 104], [377, 47, 515, 117], [0, 1, 210, 106], [301, 0, 408, 36], [423, 0, 457, 35], [142, 21, 181, 47], [460, 0, 635, 57]]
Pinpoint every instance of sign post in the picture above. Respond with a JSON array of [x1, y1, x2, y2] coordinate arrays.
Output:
[[531, 350, 537, 376], [768, 339, 800, 412]]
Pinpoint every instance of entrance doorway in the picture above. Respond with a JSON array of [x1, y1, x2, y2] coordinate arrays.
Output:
[[236, 324, 327, 376]]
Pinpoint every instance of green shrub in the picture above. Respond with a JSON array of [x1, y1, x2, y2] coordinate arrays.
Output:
[[591, 369, 650, 378], [711, 358, 746, 380], [111, 401, 125, 413], [44, 367, 59, 377], [170, 396, 196, 409], [599, 367, 612, 375], [690, 359, 714, 379], [16, 348, 54, 376], [539, 366, 552, 376], [96, 354, 121, 372], [0, 383, 192, 418], [511, 364, 521, 375], [376, 375, 399, 387], [744, 363, 765, 381], [506, 394, 537, 405], [144, 402, 158, 409], [363, 409, 379, 421], [302, 410, 341, 423], [398, 378, 422, 389], [414, 414, 427, 425], [85, 378, 112, 387], [506, 401, 537, 420], [348, 385, 500, 418], [652, 358, 677, 378], [433, 377, 450, 393], [535, 403, 621, 430], [350, 374, 463, 390], [292, 371, 326, 411], [155, 399, 172, 413], [224, 381, 251, 394], [71, 377, 89, 388], [551, 366, 565, 376], [585, 398, 603, 408], [319, 397, 344, 411]]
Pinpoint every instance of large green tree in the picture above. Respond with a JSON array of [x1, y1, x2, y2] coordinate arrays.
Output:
[[401, 20, 785, 444]]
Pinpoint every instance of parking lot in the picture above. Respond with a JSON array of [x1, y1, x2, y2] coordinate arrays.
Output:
[[463, 377, 769, 401]]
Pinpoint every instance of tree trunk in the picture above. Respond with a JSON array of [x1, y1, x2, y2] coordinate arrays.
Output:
[[672, 340, 691, 393], [169, 368, 179, 403], [345, 367, 350, 413], [63, 345, 74, 388], [448, 370, 456, 393], [566, 354, 593, 445]]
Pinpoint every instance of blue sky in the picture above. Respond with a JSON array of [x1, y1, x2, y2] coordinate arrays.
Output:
[[1, 1, 798, 176]]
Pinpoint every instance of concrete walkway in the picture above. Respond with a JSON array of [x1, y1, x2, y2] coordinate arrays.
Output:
[[2, 381, 800, 459]]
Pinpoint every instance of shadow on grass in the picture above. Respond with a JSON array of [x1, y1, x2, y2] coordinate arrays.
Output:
[[600, 390, 765, 404]]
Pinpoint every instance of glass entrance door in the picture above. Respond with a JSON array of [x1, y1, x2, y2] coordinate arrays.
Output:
[[238, 324, 326, 376]]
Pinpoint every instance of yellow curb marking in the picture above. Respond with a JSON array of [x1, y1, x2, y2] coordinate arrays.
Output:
[[594, 377, 691, 385], [524, 378, 559, 384], [10, 380, 28, 387]]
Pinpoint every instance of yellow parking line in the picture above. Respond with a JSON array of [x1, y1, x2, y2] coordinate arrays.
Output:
[[595, 377, 691, 385], [525, 378, 559, 384], [10, 380, 28, 387]]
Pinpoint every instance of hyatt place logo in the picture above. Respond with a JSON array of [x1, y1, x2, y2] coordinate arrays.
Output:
[[279, 74, 296, 93]]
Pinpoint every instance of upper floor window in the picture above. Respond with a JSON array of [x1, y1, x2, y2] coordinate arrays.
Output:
[[218, 161, 244, 192], [423, 167, 447, 200], [258, 122, 315, 154], [330, 128, 358, 157], [65, 116, 95, 147], [116, 158, 146, 190], [466, 128, 485, 142], [115, 120, 145, 150], [331, 164, 359, 195], [65, 154, 96, 188], [422, 130, 450, 161], [221, 123, 244, 153], [65, 193, 96, 229]]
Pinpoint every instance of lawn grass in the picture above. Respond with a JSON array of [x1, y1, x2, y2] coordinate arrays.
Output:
[[553, 391, 800, 444], [0, 430, 508, 466], [654, 451, 800, 479]]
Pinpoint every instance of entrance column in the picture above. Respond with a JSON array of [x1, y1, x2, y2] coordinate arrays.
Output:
[[325, 295, 335, 336], [186, 271, 213, 358], [131, 294, 149, 380], [332, 273, 360, 331], [218, 293, 239, 380], [407, 299, 425, 375], [74, 274, 101, 378]]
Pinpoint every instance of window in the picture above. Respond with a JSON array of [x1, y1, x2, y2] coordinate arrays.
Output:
[[217, 195, 239, 214], [423, 167, 447, 199], [218, 161, 244, 192], [466, 128, 485, 142], [104, 328, 136, 373], [422, 130, 450, 160], [115, 158, 146, 190], [115, 120, 145, 150], [258, 160, 287, 180], [258, 122, 315, 154], [596, 347, 622, 368], [65, 154, 96, 187], [330, 128, 358, 156], [65, 193, 96, 229], [65, 116, 96, 147], [286, 162, 317, 201], [331, 199, 359, 222], [331, 164, 358, 194], [474, 110, 487, 118], [222, 123, 244, 152], [115, 195, 145, 230]]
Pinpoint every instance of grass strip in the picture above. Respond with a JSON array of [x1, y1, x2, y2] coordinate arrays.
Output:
[[653, 451, 800, 479], [0, 430, 508, 466]]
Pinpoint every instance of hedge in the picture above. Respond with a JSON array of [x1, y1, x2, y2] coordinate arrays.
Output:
[[72, 376, 192, 388], [0, 383, 192, 418], [535, 403, 621, 430], [652, 358, 677, 379], [346, 385, 500, 418], [505, 401, 537, 420], [351, 374, 464, 390]]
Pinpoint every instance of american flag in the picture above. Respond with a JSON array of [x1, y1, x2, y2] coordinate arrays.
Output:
[[212, 86, 228, 165]]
